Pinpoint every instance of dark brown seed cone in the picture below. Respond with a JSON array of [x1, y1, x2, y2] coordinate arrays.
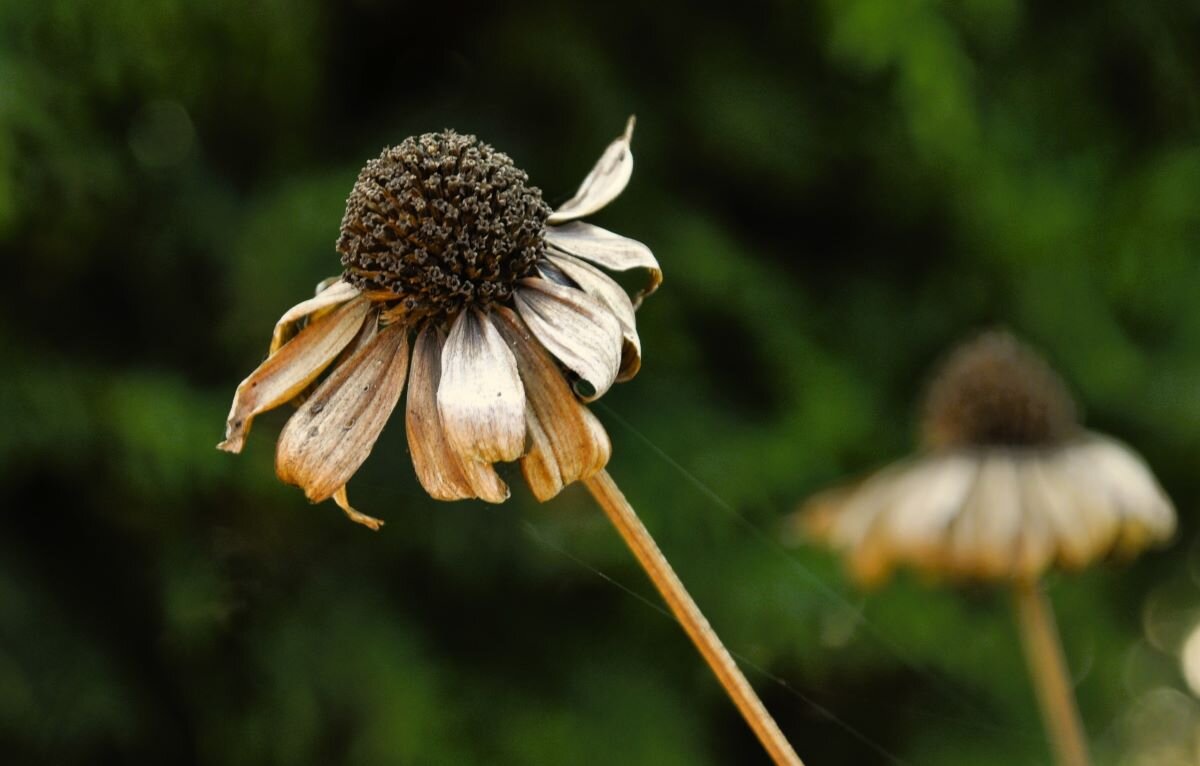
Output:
[[336, 131, 551, 317], [921, 331, 1079, 449]]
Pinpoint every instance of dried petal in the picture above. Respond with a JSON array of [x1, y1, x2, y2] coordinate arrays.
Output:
[[332, 485, 385, 530], [546, 116, 635, 225], [219, 296, 371, 453], [438, 309, 526, 463], [545, 222, 661, 307], [493, 306, 610, 501], [269, 279, 362, 356], [544, 251, 642, 381], [513, 278, 622, 401], [407, 325, 509, 503], [275, 322, 410, 503]]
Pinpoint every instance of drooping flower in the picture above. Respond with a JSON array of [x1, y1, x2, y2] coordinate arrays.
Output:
[[801, 330, 1175, 585], [219, 118, 660, 528], [795, 330, 1176, 766], [218, 121, 804, 766]]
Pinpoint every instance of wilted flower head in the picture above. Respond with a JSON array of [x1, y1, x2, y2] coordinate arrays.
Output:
[[801, 331, 1175, 584], [219, 118, 660, 528]]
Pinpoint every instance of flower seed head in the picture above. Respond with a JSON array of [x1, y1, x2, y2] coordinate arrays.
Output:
[[921, 331, 1078, 450], [336, 131, 552, 317]]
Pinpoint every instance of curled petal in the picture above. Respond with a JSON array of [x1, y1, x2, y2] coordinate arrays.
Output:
[[546, 116, 635, 225], [269, 279, 362, 356], [275, 322, 410, 503], [438, 309, 526, 463], [219, 296, 371, 453], [513, 278, 622, 401], [544, 222, 661, 307], [332, 486, 384, 530], [493, 307, 611, 501], [544, 252, 642, 381], [521, 412, 564, 502], [407, 325, 509, 503], [580, 407, 612, 476]]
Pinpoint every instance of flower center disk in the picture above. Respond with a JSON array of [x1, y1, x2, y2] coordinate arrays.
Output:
[[337, 131, 551, 317], [921, 331, 1078, 449]]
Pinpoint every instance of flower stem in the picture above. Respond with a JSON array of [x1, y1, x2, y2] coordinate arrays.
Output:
[[583, 470, 803, 766], [1013, 580, 1091, 766]]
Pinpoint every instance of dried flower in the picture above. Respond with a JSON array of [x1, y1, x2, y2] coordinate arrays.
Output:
[[801, 330, 1175, 585], [219, 118, 660, 528], [217, 121, 803, 765]]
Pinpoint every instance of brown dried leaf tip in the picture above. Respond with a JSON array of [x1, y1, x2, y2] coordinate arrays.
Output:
[[219, 118, 660, 527], [795, 330, 1175, 585]]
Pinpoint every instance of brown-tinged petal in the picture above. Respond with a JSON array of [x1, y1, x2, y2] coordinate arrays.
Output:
[[274, 321, 410, 503], [513, 278, 622, 401], [437, 309, 526, 463], [332, 485, 384, 530], [580, 407, 612, 475], [406, 325, 509, 503], [290, 307, 381, 408], [269, 279, 362, 356], [219, 296, 371, 453], [545, 222, 661, 307], [546, 116, 635, 225], [492, 306, 610, 501], [520, 412, 564, 502], [544, 251, 642, 381]]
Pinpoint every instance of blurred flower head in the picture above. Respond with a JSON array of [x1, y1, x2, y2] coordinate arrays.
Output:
[[799, 331, 1176, 585], [219, 118, 660, 527]]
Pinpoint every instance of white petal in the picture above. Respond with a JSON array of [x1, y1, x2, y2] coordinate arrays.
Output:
[[881, 454, 977, 556], [827, 461, 924, 583], [437, 309, 526, 463], [543, 251, 641, 381], [269, 279, 361, 356], [546, 116, 635, 224], [406, 326, 509, 503], [826, 463, 911, 549], [544, 222, 661, 307], [1023, 454, 1112, 568], [1074, 436, 1176, 552], [275, 322, 410, 503], [513, 278, 622, 401], [1012, 456, 1057, 579], [952, 455, 1022, 578]]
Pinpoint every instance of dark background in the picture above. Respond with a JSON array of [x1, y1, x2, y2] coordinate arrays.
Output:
[[4, 1, 1200, 763]]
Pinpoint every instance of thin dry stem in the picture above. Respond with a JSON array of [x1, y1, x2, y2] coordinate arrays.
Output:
[[583, 470, 803, 766], [1013, 580, 1092, 766]]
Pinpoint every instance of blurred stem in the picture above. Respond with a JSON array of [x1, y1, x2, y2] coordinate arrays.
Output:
[[1013, 580, 1091, 766], [583, 470, 803, 766]]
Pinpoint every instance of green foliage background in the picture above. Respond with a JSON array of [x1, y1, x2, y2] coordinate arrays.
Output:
[[3, 1, 1200, 763]]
